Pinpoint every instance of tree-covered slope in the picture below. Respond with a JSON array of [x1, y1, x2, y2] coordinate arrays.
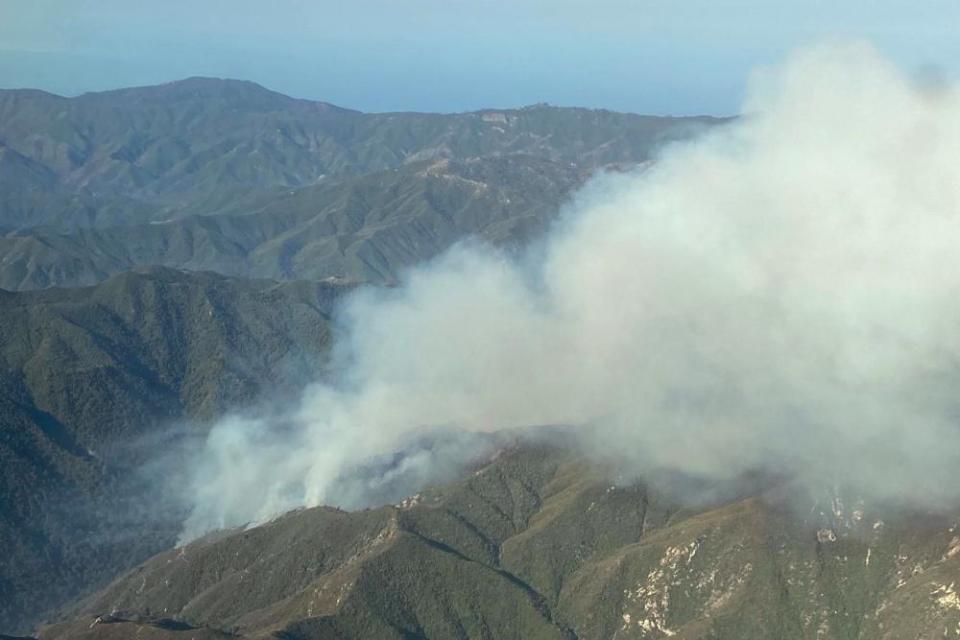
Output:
[[34, 443, 960, 640], [0, 155, 584, 290], [0, 267, 346, 634]]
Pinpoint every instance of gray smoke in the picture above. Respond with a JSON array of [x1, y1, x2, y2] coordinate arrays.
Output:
[[181, 41, 960, 540]]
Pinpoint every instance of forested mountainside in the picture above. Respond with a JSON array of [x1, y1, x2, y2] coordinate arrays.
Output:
[[0, 267, 346, 633], [37, 443, 960, 640], [0, 155, 583, 290]]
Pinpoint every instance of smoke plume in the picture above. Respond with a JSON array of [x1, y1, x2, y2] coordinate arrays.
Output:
[[181, 41, 960, 540]]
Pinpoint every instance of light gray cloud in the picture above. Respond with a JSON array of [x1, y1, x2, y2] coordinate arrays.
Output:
[[181, 41, 960, 540]]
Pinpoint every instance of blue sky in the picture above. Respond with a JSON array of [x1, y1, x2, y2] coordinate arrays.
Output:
[[0, 0, 957, 115]]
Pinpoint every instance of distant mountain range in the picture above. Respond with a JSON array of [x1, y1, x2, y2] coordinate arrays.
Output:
[[0, 77, 718, 231], [0, 78, 722, 289]]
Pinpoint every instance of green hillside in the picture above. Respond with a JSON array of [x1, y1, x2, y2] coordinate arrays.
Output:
[[0, 268, 346, 634], [36, 444, 960, 640], [0, 156, 584, 290]]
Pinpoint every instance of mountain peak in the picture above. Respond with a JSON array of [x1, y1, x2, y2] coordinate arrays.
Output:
[[74, 76, 294, 107], [158, 75, 276, 95]]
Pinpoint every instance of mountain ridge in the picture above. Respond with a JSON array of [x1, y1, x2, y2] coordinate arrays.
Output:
[[31, 443, 960, 640], [0, 77, 723, 232], [1, 76, 723, 119], [0, 155, 586, 290]]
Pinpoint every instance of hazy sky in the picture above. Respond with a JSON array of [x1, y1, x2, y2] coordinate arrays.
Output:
[[0, 0, 957, 115]]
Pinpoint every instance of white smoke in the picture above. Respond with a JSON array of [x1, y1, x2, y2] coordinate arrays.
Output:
[[181, 41, 960, 540]]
